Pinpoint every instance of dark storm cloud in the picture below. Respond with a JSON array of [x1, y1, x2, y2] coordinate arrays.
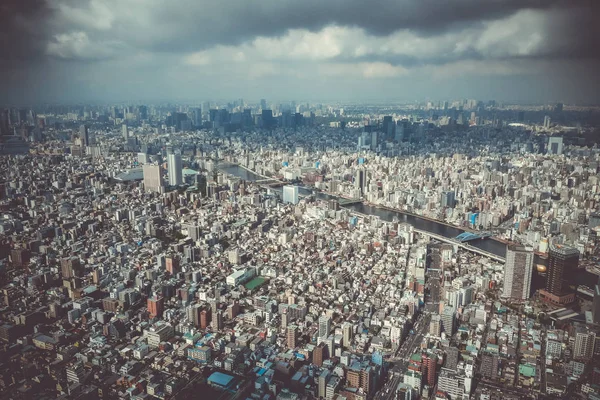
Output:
[[93, 0, 581, 54], [1, 0, 599, 104], [0, 0, 53, 64]]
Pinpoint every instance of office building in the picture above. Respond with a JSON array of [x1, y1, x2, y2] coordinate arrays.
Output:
[[66, 362, 86, 384], [212, 310, 223, 330], [541, 242, 578, 304], [61, 257, 83, 279], [318, 370, 330, 399], [441, 191, 455, 208], [429, 315, 441, 336], [503, 245, 534, 300], [187, 304, 202, 327], [143, 164, 165, 193], [441, 306, 455, 335], [167, 151, 183, 186], [342, 322, 353, 348], [313, 342, 327, 366], [423, 354, 437, 386], [287, 325, 298, 349], [437, 368, 465, 399], [445, 347, 459, 371], [574, 325, 596, 360], [319, 315, 331, 340], [148, 296, 164, 318], [544, 115, 552, 129], [548, 136, 563, 155], [403, 370, 422, 393], [282, 185, 299, 204], [480, 352, 498, 380], [122, 124, 129, 140], [355, 169, 366, 194], [79, 124, 90, 146], [593, 283, 600, 324]]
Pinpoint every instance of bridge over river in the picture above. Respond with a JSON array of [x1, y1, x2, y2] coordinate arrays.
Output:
[[219, 162, 508, 261]]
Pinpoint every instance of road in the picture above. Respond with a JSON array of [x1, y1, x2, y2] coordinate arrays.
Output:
[[375, 312, 432, 400]]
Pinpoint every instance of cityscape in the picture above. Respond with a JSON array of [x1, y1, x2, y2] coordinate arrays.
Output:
[[1, 1, 600, 400]]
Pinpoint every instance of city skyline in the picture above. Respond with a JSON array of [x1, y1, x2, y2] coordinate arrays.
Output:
[[1, 0, 599, 105]]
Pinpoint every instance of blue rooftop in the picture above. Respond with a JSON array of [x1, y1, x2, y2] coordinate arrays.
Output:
[[208, 372, 234, 388]]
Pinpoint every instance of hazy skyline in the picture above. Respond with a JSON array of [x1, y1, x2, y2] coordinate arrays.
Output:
[[2, 0, 599, 105]]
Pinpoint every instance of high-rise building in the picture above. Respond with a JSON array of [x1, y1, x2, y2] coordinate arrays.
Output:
[[429, 315, 442, 337], [480, 352, 498, 380], [313, 342, 327, 366], [444, 347, 459, 371], [287, 325, 298, 349], [593, 283, 600, 324], [355, 169, 366, 194], [573, 325, 596, 360], [143, 164, 165, 193], [167, 152, 183, 186], [503, 245, 534, 300], [61, 257, 83, 279], [423, 354, 437, 386], [200, 309, 211, 329], [212, 310, 223, 330], [547, 136, 564, 155], [79, 124, 90, 146], [282, 185, 299, 205], [187, 304, 202, 327], [319, 315, 331, 339], [543, 115, 552, 129], [122, 124, 129, 140], [342, 322, 353, 348], [441, 306, 455, 335], [440, 191, 455, 208], [541, 242, 578, 304], [318, 370, 331, 399], [147, 296, 164, 318]]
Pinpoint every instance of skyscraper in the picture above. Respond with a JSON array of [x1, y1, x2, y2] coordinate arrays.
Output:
[[318, 315, 331, 340], [79, 124, 90, 146], [547, 136, 563, 155], [502, 245, 534, 300], [287, 325, 298, 349], [282, 185, 299, 204], [167, 152, 183, 186], [342, 322, 353, 348], [593, 283, 600, 324], [355, 169, 365, 194], [147, 296, 164, 318], [122, 124, 129, 140], [441, 191, 455, 208], [143, 164, 165, 193], [573, 324, 596, 360], [543, 115, 552, 129], [541, 242, 578, 304]]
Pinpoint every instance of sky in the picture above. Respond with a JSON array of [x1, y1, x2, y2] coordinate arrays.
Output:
[[1, 0, 599, 105]]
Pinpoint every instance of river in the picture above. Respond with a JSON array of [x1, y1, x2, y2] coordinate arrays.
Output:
[[220, 164, 507, 256], [220, 164, 598, 288]]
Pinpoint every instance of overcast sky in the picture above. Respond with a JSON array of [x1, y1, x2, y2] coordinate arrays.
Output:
[[1, 0, 599, 105]]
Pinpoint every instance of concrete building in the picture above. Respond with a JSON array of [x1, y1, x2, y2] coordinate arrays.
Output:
[[143, 164, 165, 193], [282, 185, 299, 204], [502, 245, 534, 300], [574, 325, 596, 360], [167, 152, 183, 186]]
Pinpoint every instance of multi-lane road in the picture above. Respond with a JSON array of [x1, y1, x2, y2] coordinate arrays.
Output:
[[375, 312, 432, 400]]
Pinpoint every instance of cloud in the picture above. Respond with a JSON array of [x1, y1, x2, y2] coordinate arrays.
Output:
[[46, 31, 126, 60], [0, 0, 599, 104]]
